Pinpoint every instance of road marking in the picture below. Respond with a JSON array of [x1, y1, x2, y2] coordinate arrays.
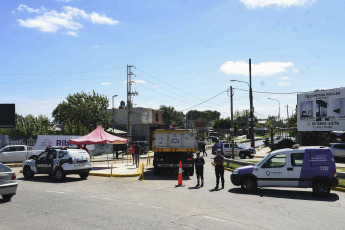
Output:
[[46, 190, 65, 194], [203, 216, 226, 222]]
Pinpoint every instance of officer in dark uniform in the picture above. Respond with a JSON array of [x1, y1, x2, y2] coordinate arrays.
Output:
[[194, 152, 205, 187], [214, 149, 225, 189]]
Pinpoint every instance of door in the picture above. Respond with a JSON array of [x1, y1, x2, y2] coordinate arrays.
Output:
[[257, 153, 290, 187], [289, 152, 304, 187], [36, 151, 56, 174], [14, 146, 26, 162]]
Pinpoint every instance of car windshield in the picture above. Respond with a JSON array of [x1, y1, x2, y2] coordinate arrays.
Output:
[[0, 164, 12, 172], [256, 153, 271, 166], [237, 143, 246, 149]]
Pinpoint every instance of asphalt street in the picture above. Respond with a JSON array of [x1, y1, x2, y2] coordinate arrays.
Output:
[[1, 149, 345, 230]]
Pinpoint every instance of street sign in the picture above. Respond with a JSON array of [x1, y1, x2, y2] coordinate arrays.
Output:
[[229, 128, 234, 131]]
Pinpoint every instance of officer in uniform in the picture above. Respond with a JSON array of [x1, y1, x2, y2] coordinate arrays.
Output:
[[214, 149, 225, 189], [194, 151, 205, 187]]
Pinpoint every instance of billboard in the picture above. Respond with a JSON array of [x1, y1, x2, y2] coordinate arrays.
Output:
[[297, 88, 345, 131], [0, 104, 15, 128]]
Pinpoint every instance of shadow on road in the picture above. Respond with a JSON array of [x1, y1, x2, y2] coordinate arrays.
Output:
[[142, 168, 192, 181], [228, 188, 339, 202], [17, 175, 85, 184]]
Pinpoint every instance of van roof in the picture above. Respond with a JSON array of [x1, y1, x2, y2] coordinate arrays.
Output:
[[272, 146, 330, 154]]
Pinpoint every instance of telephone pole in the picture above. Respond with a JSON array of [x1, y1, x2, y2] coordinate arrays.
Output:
[[230, 86, 235, 159], [127, 65, 137, 146], [249, 59, 255, 148]]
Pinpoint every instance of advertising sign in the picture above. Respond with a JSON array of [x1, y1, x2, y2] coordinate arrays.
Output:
[[0, 104, 15, 128], [34, 135, 82, 150], [297, 87, 345, 131]]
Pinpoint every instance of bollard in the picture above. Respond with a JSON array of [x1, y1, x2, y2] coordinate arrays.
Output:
[[141, 163, 145, 181], [122, 154, 124, 163], [111, 163, 113, 177], [114, 156, 116, 164]]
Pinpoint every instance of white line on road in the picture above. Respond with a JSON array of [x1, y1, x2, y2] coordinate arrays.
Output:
[[46, 190, 65, 194], [203, 216, 226, 222]]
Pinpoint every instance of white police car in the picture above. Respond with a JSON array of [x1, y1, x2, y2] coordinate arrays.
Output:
[[23, 146, 92, 181], [231, 145, 338, 197]]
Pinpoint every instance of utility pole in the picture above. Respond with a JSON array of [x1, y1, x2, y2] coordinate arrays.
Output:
[[127, 65, 137, 147], [230, 86, 235, 159], [249, 59, 255, 148], [286, 105, 289, 120]]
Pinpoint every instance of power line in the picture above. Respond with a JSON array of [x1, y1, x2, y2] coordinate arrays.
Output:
[[181, 90, 228, 112]]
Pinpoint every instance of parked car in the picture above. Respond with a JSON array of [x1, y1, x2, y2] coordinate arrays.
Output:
[[329, 143, 345, 158], [0, 163, 17, 200], [212, 142, 256, 159], [269, 138, 295, 150], [23, 146, 92, 181], [231, 145, 338, 197], [0, 145, 42, 163], [209, 136, 219, 143]]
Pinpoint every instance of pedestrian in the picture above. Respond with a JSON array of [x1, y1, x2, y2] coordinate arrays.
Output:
[[201, 142, 207, 157], [214, 149, 225, 189], [133, 142, 141, 167], [194, 152, 205, 187], [129, 143, 135, 165]]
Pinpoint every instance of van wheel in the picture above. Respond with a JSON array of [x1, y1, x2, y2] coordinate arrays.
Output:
[[241, 177, 257, 192], [23, 166, 34, 179], [239, 152, 246, 159], [55, 168, 66, 181], [79, 172, 89, 179], [313, 181, 330, 197]]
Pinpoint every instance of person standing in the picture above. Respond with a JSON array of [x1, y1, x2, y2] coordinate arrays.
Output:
[[201, 142, 207, 157], [133, 142, 141, 167], [214, 149, 225, 189], [194, 152, 205, 187]]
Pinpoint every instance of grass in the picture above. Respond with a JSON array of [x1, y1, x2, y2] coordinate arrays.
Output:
[[223, 162, 242, 170], [338, 179, 345, 188], [337, 167, 345, 173]]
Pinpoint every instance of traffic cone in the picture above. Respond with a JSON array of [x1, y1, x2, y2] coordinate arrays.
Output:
[[178, 161, 183, 186]]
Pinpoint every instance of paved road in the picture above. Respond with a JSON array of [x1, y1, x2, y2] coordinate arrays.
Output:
[[1, 149, 345, 230]]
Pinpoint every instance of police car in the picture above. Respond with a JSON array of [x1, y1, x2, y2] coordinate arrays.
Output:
[[23, 146, 92, 181], [231, 145, 338, 197]]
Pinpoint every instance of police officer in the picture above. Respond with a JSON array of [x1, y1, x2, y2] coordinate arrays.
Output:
[[195, 152, 205, 187], [214, 149, 225, 189]]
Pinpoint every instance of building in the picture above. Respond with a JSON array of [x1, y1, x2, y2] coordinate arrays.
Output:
[[109, 107, 164, 144]]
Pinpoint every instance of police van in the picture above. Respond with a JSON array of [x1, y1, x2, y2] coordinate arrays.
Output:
[[23, 146, 92, 181], [231, 145, 338, 197]]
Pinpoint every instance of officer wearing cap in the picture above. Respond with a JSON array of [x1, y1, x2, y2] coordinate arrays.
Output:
[[214, 149, 225, 189], [194, 151, 205, 187]]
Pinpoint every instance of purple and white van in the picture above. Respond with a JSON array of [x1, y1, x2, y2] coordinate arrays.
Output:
[[231, 146, 338, 197]]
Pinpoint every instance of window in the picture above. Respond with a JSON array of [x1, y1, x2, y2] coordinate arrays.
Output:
[[155, 113, 159, 122], [224, 144, 230, 148], [37, 152, 48, 161], [264, 154, 286, 168], [58, 151, 67, 159], [291, 153, 304, 167], [334, 144, 345, 150], [16, 146, 25, 151], [48, 151, 57, 160]]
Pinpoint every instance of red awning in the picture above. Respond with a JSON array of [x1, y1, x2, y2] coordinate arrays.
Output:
[[69, 125, 128, 145]]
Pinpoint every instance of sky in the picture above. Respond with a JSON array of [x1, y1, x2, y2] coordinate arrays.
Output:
[[0, 0, 344, 121]]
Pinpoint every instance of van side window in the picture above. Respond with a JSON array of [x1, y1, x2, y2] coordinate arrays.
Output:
[[291, 153, 304, 167], [264, 154, 286, 168], [224, 144, 230, 148], [58, 151, 67, 159]]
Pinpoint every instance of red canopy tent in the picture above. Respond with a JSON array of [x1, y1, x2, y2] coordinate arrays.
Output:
[[69, 125, 127, 145]]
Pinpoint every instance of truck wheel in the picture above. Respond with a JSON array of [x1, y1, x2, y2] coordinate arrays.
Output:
[[79, 172, 89, 179], [55, 168, 66, 181], [239, 152, 246, 159], [23, 166, 34, 179], [313, 181, 330, 197], [2, 194, 14, 200], [241, 176, 257, 192]]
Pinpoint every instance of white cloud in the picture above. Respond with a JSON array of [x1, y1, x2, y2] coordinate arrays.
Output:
[[17, 5, 119, 35], [65, 31, 78, 36], [278, 82, 291, 87], [280, 76, 289, 80], [17, 4, 42, 13], [240, 0, 316, 9], [220, 61, 294, 76], [101, 82, 111, 86], [94, 44, 99, 48]]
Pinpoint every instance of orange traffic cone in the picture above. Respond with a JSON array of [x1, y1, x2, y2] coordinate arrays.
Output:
[[178, 161, 183, 186]]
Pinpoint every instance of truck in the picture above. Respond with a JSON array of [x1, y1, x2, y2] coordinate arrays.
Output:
[[153, 129, 197, 176], [0, 145, 42, 163], [212, 142, 256, 159]]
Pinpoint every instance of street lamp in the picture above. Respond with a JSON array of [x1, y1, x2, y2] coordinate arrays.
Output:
[[112, 95, 118, 132], [230, 79, 255, 148], [268, 97, 280, 128]]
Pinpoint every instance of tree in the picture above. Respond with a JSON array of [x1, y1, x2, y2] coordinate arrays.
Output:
[[159, 105, 184, 127], [52, 91, 110, 135], [185, 110, 220, 121], [0, 114, 53, 136]]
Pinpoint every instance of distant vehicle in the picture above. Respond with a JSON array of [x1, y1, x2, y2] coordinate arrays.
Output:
[[137, 141, 149, 154], [212, 142, 256, 159], [209, 136, 219, 143], [153, 129, 197, 176], [0, 145, 42, 163], [231, 145, 338, 197], [23, 146, 92, 181], [268, 138, 295, 150], [329, 143, 345, 158], [0, 163, 17, 200]]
